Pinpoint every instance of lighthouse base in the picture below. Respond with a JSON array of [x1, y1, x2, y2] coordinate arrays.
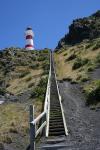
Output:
[[25, 47, 34, 50]]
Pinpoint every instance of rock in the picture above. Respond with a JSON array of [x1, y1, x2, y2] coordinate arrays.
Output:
[[5, 93, 10, 99], [0, 101, 4, 105], [2, 136, 12, 144], [0, 143, 5, 150], [56, 10, 100, 49]]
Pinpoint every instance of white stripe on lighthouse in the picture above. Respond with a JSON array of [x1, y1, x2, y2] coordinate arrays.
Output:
[[26, 47, 34, 50], [25, 30, 34, 36], [26, 39, 33, 45]]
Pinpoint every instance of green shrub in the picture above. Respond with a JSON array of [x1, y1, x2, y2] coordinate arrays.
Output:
[[84, 80, 100, 105], [92, 42, 100, 50], [42, 61, 49, 74], [28, 82, 35, 88], [38, 77, 48, 87], [1, 135, 12, 144], [76, 74, 82, 81], [31, 77, 48, 101], [63, 53, 67, 56], [72, 60, 81, 70], [0, 88, 6, 95], [42, 70, 48, 75], [63, 77, 72, 82], [42, 49, 49, 53], [72, 58, 89, 70], [85, 43, 93, 49], [71, 80, 77, 84], [86, 61, 96, 72], [9, 127, 18, 133], [30, 63, 39, 69], [4, 68, 10, 75], [66, 53, 76, 61], [70, 48, 75, 51], [25, 76, 32, 82], [16, 53, 22, 57], [0, 52, 3, 58], [57, 50, 63, 54], [31, 87, 45, 98], [80, 76, 89, 82], [37, 55, 46, 61], [19, 71, 30, 78], [31, 56, 36, 61], [76, 74, 89, 82], [16, 59, 29, 66], [6, 83, 10, 88], [87, 66, 94, 72], [95, 53, 100, 65], [0, 61, 6, 67]]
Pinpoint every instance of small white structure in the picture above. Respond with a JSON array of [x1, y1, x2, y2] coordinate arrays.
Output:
[[0, 101, 4, 105], [25, 27, 34, 50]]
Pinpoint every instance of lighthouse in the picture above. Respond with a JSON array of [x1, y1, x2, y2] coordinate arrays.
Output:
[[25, 27, 34, 50]]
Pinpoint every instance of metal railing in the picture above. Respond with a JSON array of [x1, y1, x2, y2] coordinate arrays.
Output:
[[29, 52, 51, 150]]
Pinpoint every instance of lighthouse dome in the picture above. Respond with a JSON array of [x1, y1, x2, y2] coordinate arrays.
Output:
[[26, 26, 32, 30], [25, 26, 34, 37]]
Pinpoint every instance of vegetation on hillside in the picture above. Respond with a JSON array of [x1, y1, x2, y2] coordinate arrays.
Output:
[[84, 80, 100, 105], [0, 48, 50, 149], [55, 37, 100, 105], [56, 10, 100, 49], [31, 77, 48, 102]]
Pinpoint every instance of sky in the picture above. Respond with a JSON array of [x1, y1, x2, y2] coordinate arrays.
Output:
[[0, 0, 100, 50]]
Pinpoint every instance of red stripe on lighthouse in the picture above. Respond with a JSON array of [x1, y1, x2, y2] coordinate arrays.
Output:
[[25, 44, 33, 48], [26, 35, 33, 39]]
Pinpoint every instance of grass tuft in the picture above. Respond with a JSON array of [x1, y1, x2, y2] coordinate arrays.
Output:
[[84, 80, 100, 105], [31, 77, 48, 101], [72, 58, 89, 70], [65, 53, 76, 61]]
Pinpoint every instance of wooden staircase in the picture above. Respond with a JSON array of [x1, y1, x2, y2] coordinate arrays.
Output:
[[49, 53, 65, 136], [37, 53, 67, 149]]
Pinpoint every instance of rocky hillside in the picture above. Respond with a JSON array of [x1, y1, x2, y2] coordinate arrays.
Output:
[[56, 10, 100, 49], [0, 48, 50, 150], [55, 11, 100, 107]]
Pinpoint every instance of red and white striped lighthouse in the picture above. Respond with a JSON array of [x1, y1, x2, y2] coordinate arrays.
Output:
[[25, 27, 34, 50]]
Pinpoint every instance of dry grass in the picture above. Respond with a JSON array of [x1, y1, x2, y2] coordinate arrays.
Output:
[[54, 50, 79, 80], [7, 67, 43, 94], [54, 38, 100, 82], [0, 100, 42, 144], [0, 48, 50, 149], [0, 103, 28, 134]]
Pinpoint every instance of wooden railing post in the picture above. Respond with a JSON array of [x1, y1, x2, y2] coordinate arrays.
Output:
[[42, 112, 46, 136], [30, 105, 35, 150], [44, 112, 47, 136]]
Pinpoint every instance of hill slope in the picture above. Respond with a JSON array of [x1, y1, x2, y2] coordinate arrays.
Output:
[[0, 48, 50, 150], [55, 11, 100, 106]]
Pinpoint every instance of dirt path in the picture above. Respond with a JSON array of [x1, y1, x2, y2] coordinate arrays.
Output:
[[59, 81, 100, 150]]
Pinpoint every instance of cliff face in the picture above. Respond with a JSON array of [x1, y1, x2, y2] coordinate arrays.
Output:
[[56, 10, 100, 49]]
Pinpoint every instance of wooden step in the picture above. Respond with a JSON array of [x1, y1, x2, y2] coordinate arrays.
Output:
[[49, 127, 65, 132], [49, 131, 65, 136]]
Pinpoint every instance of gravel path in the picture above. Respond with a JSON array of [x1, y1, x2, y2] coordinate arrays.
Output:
[[59, 81, 100, 150]]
